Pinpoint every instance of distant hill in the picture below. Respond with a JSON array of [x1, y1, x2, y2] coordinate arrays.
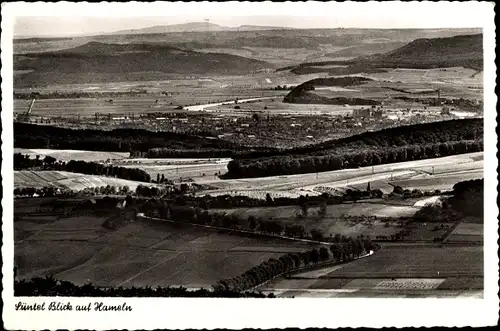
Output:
[[110, 22, 228, 35], [360, 34, 483, 70], [325, 41, 408, 58], [14, 28, 481, 55], [14, 41, 272, 87], [283, 76, 378, 105], [282, 33, 484, 76], [109, 22, 292, 35]]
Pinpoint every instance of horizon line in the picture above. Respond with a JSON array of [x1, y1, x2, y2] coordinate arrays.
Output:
[[13, 24, 482, 40]]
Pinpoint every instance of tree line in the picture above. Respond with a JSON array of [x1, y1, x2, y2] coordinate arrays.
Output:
[[14, 153, 151, 182], [225, 139, 483, 178], [137, 198, 365, 243], [214, 237, 377, 292], [14, 184, 160, 199], [223, 139, 483, 179], [14, 122, 242, 155], [14, 276, 272, 298]]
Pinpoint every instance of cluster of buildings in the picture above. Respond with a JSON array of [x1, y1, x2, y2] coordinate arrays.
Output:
[[353, 106, 384, 119]]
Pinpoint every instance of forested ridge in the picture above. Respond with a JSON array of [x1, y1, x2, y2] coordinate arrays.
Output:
[[14, 122, 243, 155], [235, 119, 482, 159], [224, 119, 483, 178], [283, 76, 379, 105]]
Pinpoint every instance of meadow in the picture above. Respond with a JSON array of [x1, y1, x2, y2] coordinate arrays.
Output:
[[261, 245, 483, 297], [15, 209, 317, 288], [15, 148, 129, 162], [208, 198, 449, 239], [14, 170, 154, 191]]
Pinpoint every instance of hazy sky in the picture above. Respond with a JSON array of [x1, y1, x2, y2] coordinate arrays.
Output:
[[9, 2, 492, 38], [14, 16, 346, 37]]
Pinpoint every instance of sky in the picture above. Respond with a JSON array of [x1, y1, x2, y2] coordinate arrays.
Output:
[[8, 2, 492, 38]]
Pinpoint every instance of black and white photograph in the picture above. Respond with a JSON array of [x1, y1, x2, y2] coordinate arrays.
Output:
[[2, 1, 498, 329]]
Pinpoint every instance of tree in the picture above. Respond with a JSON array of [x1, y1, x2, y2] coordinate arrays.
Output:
[[252, 113, 260, 122], [300, 203, 309, 218], [265, 193, 274, 206], [392, 185, 404, 195], [319, 247, 330, 261], [318, 201, 327, 219], [310, 249, 320, 264], [248, 216, 257, 231], [43, 155, 57, 166], [330, 244, 343, 261], [310, 228, 324, 241], [180, 183, 189, 195]]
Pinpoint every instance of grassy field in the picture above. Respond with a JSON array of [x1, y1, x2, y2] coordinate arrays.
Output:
[[325, 246, 482, 278], [262, 245, 483, 297], [444, 222, 483, 243], [15, 207, 317, 288], [390, 169, 484, 192], [211, 201, 424, 238], [14, 170, 154, 190], [118, 161, 229, 183], [196, 152, 483, 197], [15, 148, 130, 162]]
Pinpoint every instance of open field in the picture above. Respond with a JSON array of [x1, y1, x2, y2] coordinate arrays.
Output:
[[14, 91, 287, 118], [197, 45, 349, 66], [261, 245, 483, 297], [15, 67, 482, 119], [324, 245, 482, 278], [445, 222, 483, 243], [209, 99, 357, 116], [210, 196, 455, 240], [14, 170, 155, 191], [196, 152, 483, 197], [113, 158, 230, 182], [15, 212, 316, 288], [15, 148, 130, 162]]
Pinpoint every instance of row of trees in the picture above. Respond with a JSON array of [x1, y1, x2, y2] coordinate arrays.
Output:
[[14, 276, 271, 297], [14, 183, 170, 199], [14, 153, 152, 183], [140, 199, 348, 243], [224, 139, 483, 178], [14, 186, 75, 198], [14, 153, 45, 169], [65, 160, 151, 182], [214, 237, 376, 292]]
